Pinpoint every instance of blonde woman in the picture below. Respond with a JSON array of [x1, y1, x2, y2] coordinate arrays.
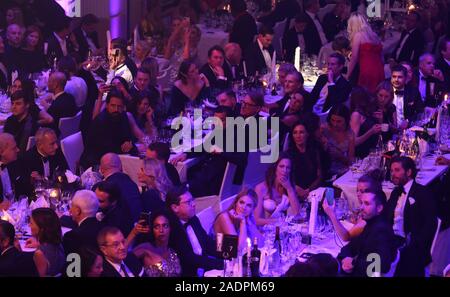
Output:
[[213, 188, 263, 252], [346, 12, 384, 93], [138, 158, 174, 200]]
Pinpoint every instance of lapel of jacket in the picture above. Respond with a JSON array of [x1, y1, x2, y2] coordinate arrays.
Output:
[[403, 181, 417, 235]]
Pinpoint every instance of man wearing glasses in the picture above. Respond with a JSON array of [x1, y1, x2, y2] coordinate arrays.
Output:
[[97, 226, 144, 277], [166, 185, 223, 276]]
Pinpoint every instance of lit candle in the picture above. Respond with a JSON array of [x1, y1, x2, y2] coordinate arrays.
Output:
[[44, 42, 48, 55], [243, 60, 248, 78], [294, 47, 301, 72], [445, 94, 448, 103], [247, 237, 251, 258], [133, 26, 139, 52], [106, 30, 112, 56], [271, 51, 276, 84]]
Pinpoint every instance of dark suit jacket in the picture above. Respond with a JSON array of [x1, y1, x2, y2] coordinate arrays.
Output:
[[45, 33, 77, 61], [392, 28, 425, 66], [47, 92, 78, 133], [435, 56, 450, 92], [283, 27, 305, 63], [411, 71, 447, 107], [62, 217, 104, 255], [100, 203, 134, 237], [19, 146, 69, 183], [337, 215, 397, 276], [0, 247, 38, 277], [244, 41, 275, 76], [73, 27, 100, 61], [322, 12, 346, 42], [384, 181, 438, 276], [0, 160, 33, 202], [200, 63, 232, 91], [168, 213, 223, 276], [106, 172, 142, 222], [257, 0, 300, 28], [224, 60, 244, 81], [100, 253, 143, 277], [310, 74, 352, 112], [400, 84, 425, 123], [165, 163, 181, 186], [229, 12, 258, 57], [141, 189, 165, 214], [303, 12, 325, 56]]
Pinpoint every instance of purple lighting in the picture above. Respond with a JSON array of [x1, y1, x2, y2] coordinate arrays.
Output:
[[109, 0, 126, 38]]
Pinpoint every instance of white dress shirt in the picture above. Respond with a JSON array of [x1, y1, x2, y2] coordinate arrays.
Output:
[[181, 219, 202, 256], [313, 76, 338, 114], [53, 32, 68, 56], [0, 162, 13, 197], [418, 71, 427, 102], [107, 63, 133, 87], [305, 11, 328, 46], [65, 76, 88, 108], [392, 179, 414, 238], [257, 39, 272, 72], [393, 88, 405, 124]]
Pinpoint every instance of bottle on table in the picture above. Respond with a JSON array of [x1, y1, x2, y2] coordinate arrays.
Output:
[[250, 237, 261, 277]]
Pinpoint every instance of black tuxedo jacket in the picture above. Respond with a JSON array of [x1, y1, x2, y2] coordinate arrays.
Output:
[[141, 189, 165, 214], [0, 247, 38, 277], [200, 63, 232, 90], [411, 71, 447, 107], [62, 217, 104, 255], [310, 74, 352, 112], [0, 160, 33, 201], [257, 0, 300, 28], [392, 28, 425, 65], [398, 84, 425, 123], [283, 27, 304, 63], [435, 56, 450, 92], [100, 203, 134, 237], [322, 12, 346, 42], [244, 41, 274, 76], [19, 146, 69, 183], [45, 33, 77, 60], [223, 60, 244, 81], [384, 181, 438, 276], [73, 27, 100, 61], [100, 253, 143, 277], [168, 214, 223, 276], [303, 12, 325, 56], [47, 92, 78, 133], [106, 172, 142, 223], [337, 215, 397, 276]]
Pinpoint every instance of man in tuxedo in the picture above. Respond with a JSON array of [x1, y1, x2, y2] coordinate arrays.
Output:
[[99, 153, 142, 223], [20, 127, 69, 184], [73, 13, 100, 61], [217, 90, 241, 117], [82, 90, 137, 167], [322, 0, 351, 42], [392, 11, 424, 66], [45, 16, 77, 61], [166, 186, 223, 276], [311, 53, 352, 113], [257, 0, 300, 29], [0, 133, 31, 206], [145, 142, 181, 186], [62, 190, 103, 255], [244, 26, 275, 76], [337, 190, 397, 277], [40, 71, 78, 133], [3, 91, 39, 154], [283, 13, 309, 63], [385, 156, 438, 277], [128, 68, 159, 108], [224, 43, 244, 81], [106, 40, 134, 86], [390, 65, 424, 129], [57, 56, 88, 109], [97, 226, 144, 277], [270, 71, 305, 117], [436, 38, 450, 91], [414, 53, 446, 107], [229, 0, 257, 57], [303, 0, 328, 56], [0, 220, 38, 276], [200, 45, 232, 91]]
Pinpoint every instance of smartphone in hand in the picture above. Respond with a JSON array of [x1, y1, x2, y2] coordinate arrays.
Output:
[[138, 212, 150, 226]]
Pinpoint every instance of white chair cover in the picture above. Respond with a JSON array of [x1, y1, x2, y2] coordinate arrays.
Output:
[[118, 154, 143, 186], [60, 132, 84, 173], [59, 110, 82, 139]]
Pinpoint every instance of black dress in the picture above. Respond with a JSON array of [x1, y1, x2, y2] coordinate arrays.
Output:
[[288, 146, 321, 190], [168, 84, 210, 116], [355, 115, 378, 159], [20, 49, 47, 76]]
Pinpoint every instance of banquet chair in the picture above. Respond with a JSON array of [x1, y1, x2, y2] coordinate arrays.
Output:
[[426, 217, 442, 276], [220, 194, 237, 212], [273, 18, 287, 57], [379, 249, 401, 277], [26, 136, 35, 151], [59, 110, 82, 139], [60, 132, 84, 174], [196, 206, 217, 235], [118, 154, 143, 186], [282, 133, 290, 152]]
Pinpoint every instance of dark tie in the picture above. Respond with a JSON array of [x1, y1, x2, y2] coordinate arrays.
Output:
[[120, 263, 130, 277], [41, 156, 49, 163], [394, 90, 405, 96], [391, 185, 406, 202]]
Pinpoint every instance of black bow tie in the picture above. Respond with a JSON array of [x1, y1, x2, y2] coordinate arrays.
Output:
[[0, 163, 6, 170], [394, 90, 404, 96], [41, 156, 49, 163], [395, 185, 405, 195]]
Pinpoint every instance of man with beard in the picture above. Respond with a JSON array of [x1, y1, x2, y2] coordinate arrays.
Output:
[[81, 90, 137, 167]]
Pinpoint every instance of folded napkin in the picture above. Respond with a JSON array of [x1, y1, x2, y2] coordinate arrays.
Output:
[[259, 247, 276, 276], [65, 170, 79, 184], [203, 269, 224, 277], [29, 196, 50, 210]]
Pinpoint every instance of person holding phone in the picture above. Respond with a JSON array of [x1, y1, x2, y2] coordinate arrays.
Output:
[[127, 209, 182, 277]]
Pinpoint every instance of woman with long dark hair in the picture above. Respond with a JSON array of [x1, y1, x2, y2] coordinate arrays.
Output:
[[254, 153, 301, 226]]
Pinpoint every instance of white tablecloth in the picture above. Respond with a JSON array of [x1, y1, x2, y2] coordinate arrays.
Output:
[[334, 154, 449, 210], [19, 226, 72, 252], [0, 112, 10, 132], [197, 24, 229, 66]]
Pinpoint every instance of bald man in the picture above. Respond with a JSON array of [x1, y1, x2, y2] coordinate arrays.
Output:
[[414, 54, 446, 107], [100, 153, 142, 222], [223, 42, 244, 80], [40, 71, 78, 134], [3, 24, 24, 75], [0, 133, 31, 208]]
